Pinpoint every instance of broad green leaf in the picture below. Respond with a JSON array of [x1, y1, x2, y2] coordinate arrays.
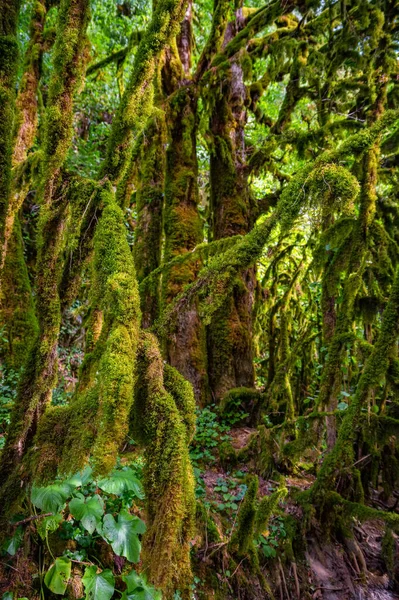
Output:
[[31, 482, 74, 512], [37, 513, 63, 540], [2, 592, 13, 599], [102, 510, 145, 563], [4, 526, 23, 556], [82, 566, 115, 600], [122, 570, 162, 600], [67, 465, 93, 487], [69, 494, 104, 534], [97, 468, 144, 498], [44, 557, 71, 595]]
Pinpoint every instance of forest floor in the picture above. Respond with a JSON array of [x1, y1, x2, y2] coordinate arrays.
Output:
[[190, 419, 399, 600]]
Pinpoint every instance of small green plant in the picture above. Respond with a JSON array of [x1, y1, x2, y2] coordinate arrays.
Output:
[[190, 405, 230, 466], [0, 366, 19, 449], [255, 515, 287, 558], [213, 476, 247, 513]]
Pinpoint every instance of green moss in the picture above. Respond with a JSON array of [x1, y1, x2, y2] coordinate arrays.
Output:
[[162, 84, 208, 403], [101, 0, 188, 183], [254, 486, 288, 536], [133, 117, 165, 327], [0, 218, 38, 369], [312, 267, 399, 500], [12, 0, 46, 165], [132, 331, 195, 598], [163, 363, 196, 442], [230, 475, 258, 556], [0, 0, 21, 242], [381, 527, 395, 576]]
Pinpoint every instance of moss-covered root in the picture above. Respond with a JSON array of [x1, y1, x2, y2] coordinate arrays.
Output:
[[0, 0, 21, 246], [132, 331, 196, 599], [311, 267, 399, 501], [229, 475, 259, 556]]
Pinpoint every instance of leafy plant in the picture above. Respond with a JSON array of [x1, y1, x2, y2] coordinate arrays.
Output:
[[44, 556, 72, 595], [102, 510, 146, 563], [82, 566, 115, 600], [256, 516, 287, 558]]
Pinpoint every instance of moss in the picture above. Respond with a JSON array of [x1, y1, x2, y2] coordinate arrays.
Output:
[[162, 84, 208, 403], [12, 0, 46, 165], [160, 113, 399, 353], [311, 266, 399, 501], [163, 363, 196, 442], [0, 0, 21, 247], [133, 117, 166, 327], [101, 0, 188, 184], [230, 475, 259, 556], [220, 387, 264, 425], [254, 486, 288, 536], [132, 331, 195, 598], [0, 0, 91, 516], [219, 440, 237, 470], [381, 527, 395, 576], [0, 218, 38, 369], [195, 500, 221, 545]]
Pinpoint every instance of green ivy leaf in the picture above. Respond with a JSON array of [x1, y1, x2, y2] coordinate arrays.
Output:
[[122, 570, 162, 600], [102, 510, 145, 563], [97, 468, 144, 498], [31, 482, 74, 512], [82, 566, 115, 600], [69, 494, 104, 534], [37, 513, 63, 540], [44, 557, 71, 595]]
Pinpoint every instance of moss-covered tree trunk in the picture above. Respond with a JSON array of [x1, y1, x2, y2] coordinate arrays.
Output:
[[0, 1, 45, 370], [0, 0, 21, 253], [207, 11, 255, 401], [162, 85, 208, 402], [133, 116, 166, 327], [161, 5, 208, 403], [0, 0, 90, 515]]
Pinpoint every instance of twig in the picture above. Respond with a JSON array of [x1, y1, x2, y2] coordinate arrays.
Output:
[[14, 513, 52, 526], [230, 557, 246, 578]]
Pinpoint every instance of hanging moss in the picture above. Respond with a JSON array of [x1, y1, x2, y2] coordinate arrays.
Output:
[[132, 331, 196, 598], [311, 267, 399, 501], [160, 112, 399, 344]]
